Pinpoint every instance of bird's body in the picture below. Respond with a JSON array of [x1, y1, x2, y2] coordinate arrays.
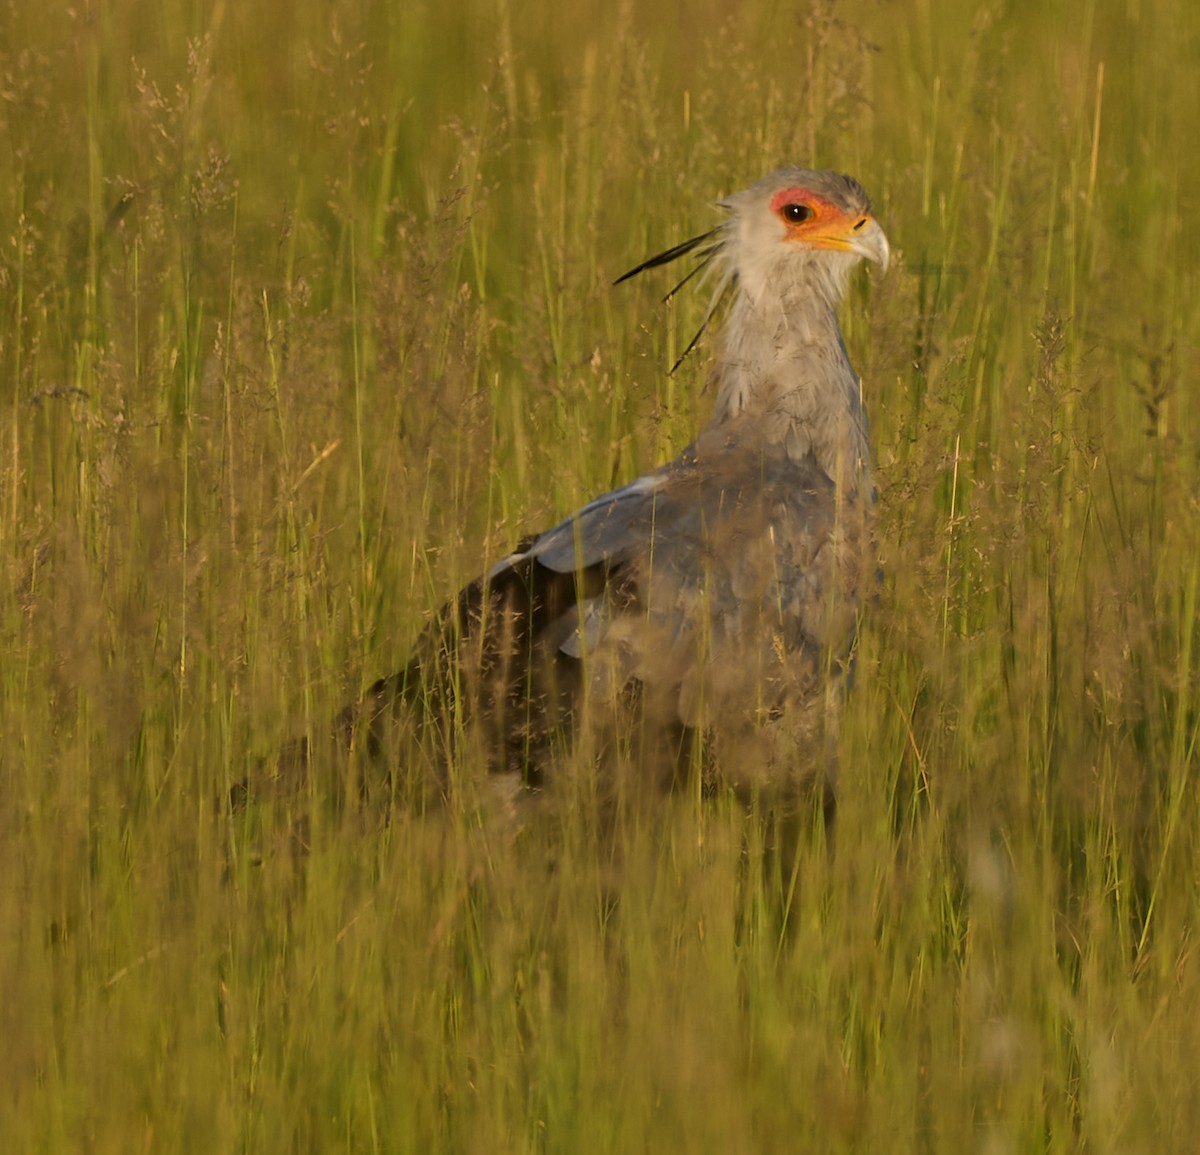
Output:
[[356, 169, 888, 806]]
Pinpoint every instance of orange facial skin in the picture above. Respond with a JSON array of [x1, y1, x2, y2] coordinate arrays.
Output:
[[769, 186, 875, 254]]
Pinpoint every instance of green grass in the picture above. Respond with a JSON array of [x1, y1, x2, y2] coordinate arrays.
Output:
[[3, 0, 1199, 1150]]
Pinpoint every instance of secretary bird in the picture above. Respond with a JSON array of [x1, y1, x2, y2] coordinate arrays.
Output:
[[343, 168, 888, 812]]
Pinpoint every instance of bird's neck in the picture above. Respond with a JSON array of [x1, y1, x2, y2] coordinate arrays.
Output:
[[705, 291, 872, 493]]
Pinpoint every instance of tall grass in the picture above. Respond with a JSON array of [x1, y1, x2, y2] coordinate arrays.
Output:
[[2, 0, 1198, 1150]]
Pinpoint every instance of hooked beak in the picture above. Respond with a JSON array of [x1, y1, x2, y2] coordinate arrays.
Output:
[[808, 214, 890, 274], [852, 217, 890, 273]]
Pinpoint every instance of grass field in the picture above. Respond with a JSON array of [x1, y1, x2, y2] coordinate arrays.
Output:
[[2, 0, 1199, 1150]]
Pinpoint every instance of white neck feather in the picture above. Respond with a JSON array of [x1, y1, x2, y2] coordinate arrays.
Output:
[[705, 253, 872, 493]]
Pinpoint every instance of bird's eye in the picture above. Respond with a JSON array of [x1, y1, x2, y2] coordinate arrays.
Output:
[[781, 203, 813, 224]]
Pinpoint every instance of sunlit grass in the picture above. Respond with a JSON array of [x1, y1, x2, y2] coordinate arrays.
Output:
[[2, 0, 1199, 1150]]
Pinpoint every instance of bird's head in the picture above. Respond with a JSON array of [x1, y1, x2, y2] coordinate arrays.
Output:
[[723, 169, 889, 304], [617, 168, 888, 370]]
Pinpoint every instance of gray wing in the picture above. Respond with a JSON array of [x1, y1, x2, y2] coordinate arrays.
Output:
[[366, 428, 866, 785], [495, 465, 680, 660], [512, 471, 672, 576]]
